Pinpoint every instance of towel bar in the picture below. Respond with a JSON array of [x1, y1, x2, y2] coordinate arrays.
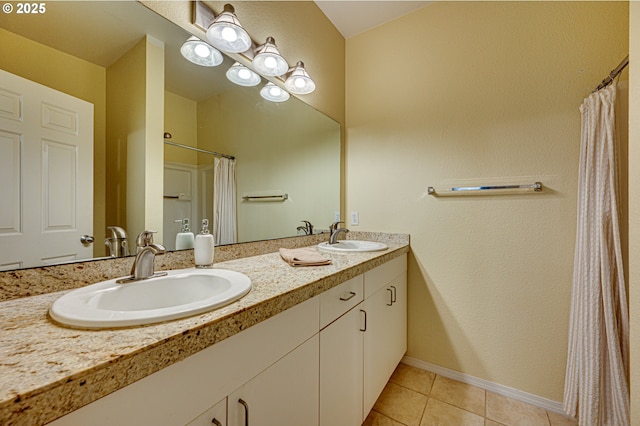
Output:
[[428, 182, 543, 196], [242, 194, 289, 201]]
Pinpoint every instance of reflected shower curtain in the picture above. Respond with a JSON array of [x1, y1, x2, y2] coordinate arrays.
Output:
[[213, 157, 237, 245], [564, 83, 629, 425]]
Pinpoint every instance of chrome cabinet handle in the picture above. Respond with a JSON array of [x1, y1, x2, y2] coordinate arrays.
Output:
[[340, 291, 356, 301], [360, 309, 367, 332], [390, 285, 397, 304], [239, 398, 249, 426], [211, 419, 222, 426], [80, 235, 95, 245], [387, 288, 393, 306]]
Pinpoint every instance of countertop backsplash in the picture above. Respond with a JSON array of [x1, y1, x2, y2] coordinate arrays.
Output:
[[0, 231, 409, 302]]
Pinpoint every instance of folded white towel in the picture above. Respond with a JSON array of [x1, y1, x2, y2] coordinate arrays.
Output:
[[279, 247, 332, 267]]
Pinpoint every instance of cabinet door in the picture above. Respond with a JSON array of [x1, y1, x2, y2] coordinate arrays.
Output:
[[228, 335, 319, 426], [362, 271, 407, 418], [187, 397, 227, 426], [387, 271, 407, 369], [320, 305, 364, 426]]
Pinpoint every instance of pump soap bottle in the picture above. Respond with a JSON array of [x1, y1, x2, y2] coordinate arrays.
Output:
[[195, 219, 214, 268], [174, 218, 194, 250]]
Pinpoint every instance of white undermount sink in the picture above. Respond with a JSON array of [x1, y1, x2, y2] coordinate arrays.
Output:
[[318, 240, 388, 253], [49, 268, 252, 329]]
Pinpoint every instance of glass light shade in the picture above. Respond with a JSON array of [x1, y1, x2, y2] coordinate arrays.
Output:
[[260, 82, 290, 102], [253, 37, 289, 77], [284, 61, 316, 95], [226, 62, 261, 87], [206, 4, 252, 53], [180, 36, 223, 67]]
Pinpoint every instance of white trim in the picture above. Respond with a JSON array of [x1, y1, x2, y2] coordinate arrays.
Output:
[[401, 356, 567, 415]]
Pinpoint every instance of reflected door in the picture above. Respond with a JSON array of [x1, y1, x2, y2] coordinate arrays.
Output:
[[0, 70, 94, 270], [163, 163, 197, 250]]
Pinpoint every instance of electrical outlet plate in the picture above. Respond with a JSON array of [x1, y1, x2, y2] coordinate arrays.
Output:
[[334, 211, 340, 222], [350, 211, 359, 226]]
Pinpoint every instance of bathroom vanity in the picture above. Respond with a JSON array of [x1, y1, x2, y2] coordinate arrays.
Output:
[[0, 233, 408, 425]]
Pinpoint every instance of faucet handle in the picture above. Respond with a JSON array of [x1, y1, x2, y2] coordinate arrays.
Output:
[[329, 221, 343, 233], [135, 230, 157, 248]]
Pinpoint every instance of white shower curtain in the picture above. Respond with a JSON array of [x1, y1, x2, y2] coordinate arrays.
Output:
[[213, 157, 237, 245], [563, 83, 629, 425]]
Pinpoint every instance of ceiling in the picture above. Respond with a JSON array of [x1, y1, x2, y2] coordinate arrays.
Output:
[[314, 1, 431, 38]]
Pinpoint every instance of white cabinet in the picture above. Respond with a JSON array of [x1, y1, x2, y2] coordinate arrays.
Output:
[[319, 275, 365, 425], [363, 268, 407, 416], [320, 254, 407, 425], [228, 335, 319, 426]]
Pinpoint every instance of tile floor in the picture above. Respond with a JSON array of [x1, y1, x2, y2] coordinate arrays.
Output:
[[363, 363, 578, 426]]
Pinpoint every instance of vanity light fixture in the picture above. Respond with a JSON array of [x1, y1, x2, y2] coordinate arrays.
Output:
[[284, 61, 316, 95], [226, 62, 261, 87], [206, 3, 252, 53], [180, 36, 223, 67], [253, 37, 289, 77], [260, 82, 290, 102]]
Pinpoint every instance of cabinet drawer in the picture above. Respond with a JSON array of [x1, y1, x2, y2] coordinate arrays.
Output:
[[364, 254, 407, 298], [320, 275, 364, 329]]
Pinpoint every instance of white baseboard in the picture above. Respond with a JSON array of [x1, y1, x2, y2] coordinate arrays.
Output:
[[401, 356, 566, 415]]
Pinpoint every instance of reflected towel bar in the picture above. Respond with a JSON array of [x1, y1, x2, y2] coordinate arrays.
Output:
[[428, 182, 543, 196], [242, 194, 289, 201]]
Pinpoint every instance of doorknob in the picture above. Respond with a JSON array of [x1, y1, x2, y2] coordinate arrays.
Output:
[[80, 235, 95, 245]]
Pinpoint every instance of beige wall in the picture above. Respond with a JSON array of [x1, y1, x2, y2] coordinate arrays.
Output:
[[0, 28, 107, 256], [164, 91, 198, 165], [629, 2, 639, 422], [346, 1, 628, 402], [107, 36, 165, 243]]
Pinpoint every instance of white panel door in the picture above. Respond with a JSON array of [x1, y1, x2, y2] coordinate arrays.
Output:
[[163, 162, 197, 250], [0, 70, 93, 270]]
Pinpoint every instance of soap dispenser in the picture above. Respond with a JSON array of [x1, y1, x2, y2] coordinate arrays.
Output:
[[194, 219, 214, 268], [174, 218, 194, 250]]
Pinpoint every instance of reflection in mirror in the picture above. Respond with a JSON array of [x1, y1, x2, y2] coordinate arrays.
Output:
[[0, 1, 340, 271]]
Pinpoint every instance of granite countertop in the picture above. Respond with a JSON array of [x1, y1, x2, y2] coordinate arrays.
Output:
[[0, 234, 409, 425]]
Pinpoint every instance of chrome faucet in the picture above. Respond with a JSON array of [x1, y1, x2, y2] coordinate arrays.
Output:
[[329, 225, 349, 244], [297, 220, 314, 235], [329, 221, 343, 235], [104, 226, 129, 258], [117, 230, 167, 284]]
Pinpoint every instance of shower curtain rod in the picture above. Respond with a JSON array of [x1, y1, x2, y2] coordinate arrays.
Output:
[[595, 55, 629, 91], [164, 139, 235, 160]]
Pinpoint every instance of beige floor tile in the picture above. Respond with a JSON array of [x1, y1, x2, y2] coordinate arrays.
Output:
[[363, 410, 406, 426], [547, 410, 578, 426], [390, 363, 436, 395], [486, 392, 550, 426], [485, 420, 505, 426], [430, 375, 485, 416], [373, 382, 428, 426], [420, 398, 484, 426]]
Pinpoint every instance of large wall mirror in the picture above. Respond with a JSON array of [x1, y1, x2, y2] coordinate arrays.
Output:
[[0, 1, 340, 270]]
